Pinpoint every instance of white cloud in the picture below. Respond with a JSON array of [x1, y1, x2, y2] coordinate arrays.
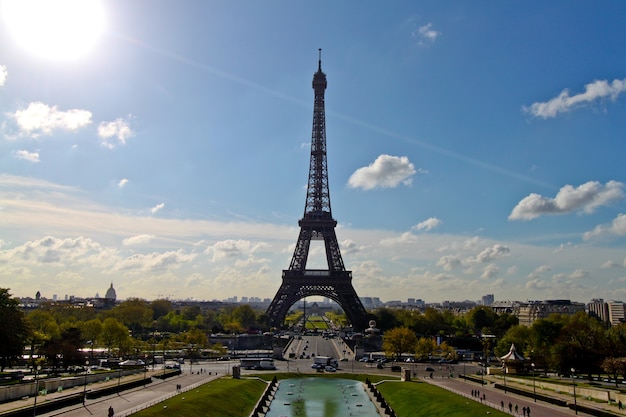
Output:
[[0, 65, 7, 86], [205, 239, 264, 262], [473, 244, 511, 263], [523, 77, 626, 118], [13, 150, 40, 163], [98, 117, 134, 149], [9, 102, 92, 137], [116, 250, 197, 273], [481, 264, 500, 280], [436, 255, 461, 271], [151, 203, 165, 214], [583, 213, 626, 240], [348, 154, 416, 190], [118, 178, 129, 188], [416, 23, 440, 44], [600, 260, 622, 269], [527, 265, 551, 280], [123, 234, 155, 246], [509, 180, 624, 220], [413, 217, 442, 232]]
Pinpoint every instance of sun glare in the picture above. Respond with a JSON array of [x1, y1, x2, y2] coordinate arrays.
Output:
[[1, 0, 105, 60]]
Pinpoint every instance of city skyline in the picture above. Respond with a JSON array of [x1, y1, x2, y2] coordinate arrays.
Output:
[[2, 1, 626, 303]]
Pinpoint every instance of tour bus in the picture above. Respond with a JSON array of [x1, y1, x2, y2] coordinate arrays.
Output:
[[239, 358, 276, 370]]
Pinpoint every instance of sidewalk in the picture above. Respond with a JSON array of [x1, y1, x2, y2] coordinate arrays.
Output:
[[0, 368, 215, 417], [427, 372, 623, 417]]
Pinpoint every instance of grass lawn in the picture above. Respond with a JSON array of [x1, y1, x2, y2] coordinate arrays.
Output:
[[377, 380, 510, 417], [131, 377, 266, 417]]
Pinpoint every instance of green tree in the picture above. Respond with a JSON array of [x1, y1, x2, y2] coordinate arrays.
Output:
[[553, 312, 606, 377], [149, 299, 173, 320], [101, 317, 129, 356], [529, 316, 565, 373], [0, 289, 30, 370], [415, 337, 437, 361], [109, 298, 152, 336], [466, 306, 498, 336], [382, 327, 417, 360], [233, 305, 257, 330], [79, 319, 102, 359], [494, 325, 532, 358], [25, 310, 60, 366]]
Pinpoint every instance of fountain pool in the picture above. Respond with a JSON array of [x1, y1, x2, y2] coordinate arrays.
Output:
[[264, 377, 380, 417]]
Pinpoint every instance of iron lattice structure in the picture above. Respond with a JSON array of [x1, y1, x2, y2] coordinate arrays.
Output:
[[267, 51, 368, 330]]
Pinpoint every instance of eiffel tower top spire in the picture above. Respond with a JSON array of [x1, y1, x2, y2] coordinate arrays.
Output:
[[304, 48, 332, 220]]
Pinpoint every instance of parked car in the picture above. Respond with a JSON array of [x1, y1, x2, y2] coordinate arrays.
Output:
[[325, 366, 336, 372]]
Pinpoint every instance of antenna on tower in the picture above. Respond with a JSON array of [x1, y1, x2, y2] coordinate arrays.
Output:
[[318, 48, 322, 71]]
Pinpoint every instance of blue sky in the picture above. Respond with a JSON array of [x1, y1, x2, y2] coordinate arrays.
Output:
[[1, 0, 626, 304]]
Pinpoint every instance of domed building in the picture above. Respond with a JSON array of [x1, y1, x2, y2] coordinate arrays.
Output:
[[105, 282, 116, 300]]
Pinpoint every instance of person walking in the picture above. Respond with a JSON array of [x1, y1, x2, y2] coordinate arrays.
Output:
[[108, 406, 114, 417]]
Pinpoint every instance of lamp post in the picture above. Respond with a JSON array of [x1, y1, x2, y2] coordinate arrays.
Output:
[[117, 363, 122, 395], [531, 362, 536, 402], [503, 365, 507, 393], [571, 368, 577, 415], [32, 365, 41, 417], [83, 360, 89, 405]]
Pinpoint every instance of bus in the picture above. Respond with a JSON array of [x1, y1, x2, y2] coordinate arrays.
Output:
[[239, 358, 275, 370]]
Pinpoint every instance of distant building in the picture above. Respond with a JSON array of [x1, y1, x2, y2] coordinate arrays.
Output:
[[490, 300, 518, 315], [587, 298, 609, 324], [481, 294, 495, 306], [517, 300, 585, 326], [607, 300, 626, 326], [104, 283, 117, 301]]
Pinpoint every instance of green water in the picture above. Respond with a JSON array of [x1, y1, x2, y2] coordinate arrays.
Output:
[[265, 377, 380, 417]]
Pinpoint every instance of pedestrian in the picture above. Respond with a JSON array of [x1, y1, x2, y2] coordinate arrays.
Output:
[[482, 393, 486, 402], [620, 400, 623, 410], [509, 402, 512, 413], [108, 406, 114, 417], [500, 400, 504, 410], [515, 404, 518, 414], [526, 406, 531, 417], [522, 406, 526, 416]]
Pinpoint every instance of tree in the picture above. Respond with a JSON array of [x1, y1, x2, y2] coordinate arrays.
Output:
[[79, 319, 102, 359], [382, 327, 417, 360], [101, 317, 129, 356], [149, 299, 173, 320], [466, 306, 498, 336], [108, 298, 152, 336], [26, 310, 60, 366], [602, 357, 626, 388], [233, 305, 257, 331], [0, 289, 30, 370], [553, 312, 606, 377], [494, 325, 532, 358], [415, 337, 438, 361]]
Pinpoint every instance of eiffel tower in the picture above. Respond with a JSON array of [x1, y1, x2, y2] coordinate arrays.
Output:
[[266, 50, 368, 331]]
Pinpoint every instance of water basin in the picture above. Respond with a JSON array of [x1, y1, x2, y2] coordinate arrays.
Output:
[[265, 377, 379, 417]]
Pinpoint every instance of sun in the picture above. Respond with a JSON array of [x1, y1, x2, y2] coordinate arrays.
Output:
[[1, 0, 105, 60]]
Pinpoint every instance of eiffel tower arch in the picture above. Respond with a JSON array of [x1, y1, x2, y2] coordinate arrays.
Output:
[[267, 51, 368, 331]]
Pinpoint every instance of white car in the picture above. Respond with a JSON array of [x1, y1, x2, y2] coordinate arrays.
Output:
[[325, 366, 336, 372]]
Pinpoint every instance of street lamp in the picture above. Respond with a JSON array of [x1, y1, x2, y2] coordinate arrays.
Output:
[[503, 365, 507, 393], [83, 360, 89, 405], [32, 365, 41, 417], [571, 368, 577, 415], [531, 362, 536, 402]]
